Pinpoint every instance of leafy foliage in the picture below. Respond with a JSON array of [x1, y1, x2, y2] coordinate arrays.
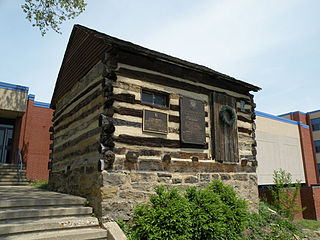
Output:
[[22, 0, 87, 36], [130, 186, 192, 240], [269, 169, 305, 220], [186, 181, 248, 240], [127, 180, 248, 240]]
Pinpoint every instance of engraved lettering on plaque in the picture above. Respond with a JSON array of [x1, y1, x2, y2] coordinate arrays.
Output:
[[143, 110, 168, 134], [180, 96, 206, 145]]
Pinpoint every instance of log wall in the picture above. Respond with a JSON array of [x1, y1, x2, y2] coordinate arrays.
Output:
[[49, 61, 106, 215]]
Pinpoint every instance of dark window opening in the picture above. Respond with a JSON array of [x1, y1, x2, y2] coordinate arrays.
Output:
[[311, 118, 320, 131], [141, 90, 169, 108], [315, 140, 320, 153]]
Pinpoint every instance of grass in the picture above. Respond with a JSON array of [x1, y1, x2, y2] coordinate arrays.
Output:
[[295, 219, 320, 231], [243, 201, 306, 240], [30, 180, 48, 189]]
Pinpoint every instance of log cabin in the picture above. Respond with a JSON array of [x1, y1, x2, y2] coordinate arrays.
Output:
[[49, 25, 261, 220]]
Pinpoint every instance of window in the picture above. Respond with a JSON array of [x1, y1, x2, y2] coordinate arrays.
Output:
[[141, 90, 169, 108], [311, 118, 320, 131], [315, 140, 320, 153]]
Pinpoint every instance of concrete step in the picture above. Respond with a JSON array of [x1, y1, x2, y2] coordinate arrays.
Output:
[[0, 227, 108, 240], [0, 181, 29, 186], [0, 197, 85, 208], [0, 164, 25, 170], [0, 177, 28, 182], [0, 169, 26, 173], [0, 172, 26, 177], [0, 206, 92, 220], [0, 216, 100, 235]]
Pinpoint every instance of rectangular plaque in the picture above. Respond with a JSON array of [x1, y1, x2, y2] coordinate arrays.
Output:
[[143, 110, 168, 134], [180, 96, 206, 145]]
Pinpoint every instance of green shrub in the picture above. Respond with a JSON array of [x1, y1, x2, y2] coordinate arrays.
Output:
[[131, 186, 192, 240], [129, 180, 248, 240], [186, 181, 248, 240], [269, 169, 305, 220]]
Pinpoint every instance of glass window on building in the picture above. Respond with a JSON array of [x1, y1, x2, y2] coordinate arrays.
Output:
[[315, 140, 320, 153], [311, 118, 320, 131], [141, 89, 169, 108]]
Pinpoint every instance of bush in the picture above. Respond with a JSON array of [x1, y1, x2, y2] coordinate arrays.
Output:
[[130, 186, 192, 240], [128, 180, 248, 240], [269, 169, 305, 220]]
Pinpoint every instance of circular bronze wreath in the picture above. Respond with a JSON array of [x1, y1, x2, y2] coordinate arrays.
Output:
[[219, 105, 236, 126]]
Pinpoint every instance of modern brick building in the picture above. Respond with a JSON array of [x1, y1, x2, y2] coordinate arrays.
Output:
[[0, 81, 52, 180], [257, 110, 320, 220], [280, 110, 320, 179]]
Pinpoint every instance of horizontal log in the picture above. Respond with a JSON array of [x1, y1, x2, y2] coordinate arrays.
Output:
[[54, 89, 103, 127], [236, 108, 251, 114], [54, 114, 99, 143], [54, 127, 101, 154], [238, 127, 252, 135], [113, 118, 142, 128], [114, 134, 208, 149], [118, 67, 211, 96], [113, 147, 208, 159], [55, 79, 103, 119], [54, 103, 102, 132], [117, 51, 255, 94], [53, 142, 99, 162], [237, 115, 253, 123]]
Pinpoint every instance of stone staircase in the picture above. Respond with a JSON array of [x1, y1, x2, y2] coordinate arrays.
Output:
[[0, 186, 108, 239], [0, 164, 29, 186]]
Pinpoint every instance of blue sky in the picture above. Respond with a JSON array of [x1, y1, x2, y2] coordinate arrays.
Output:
[[0, 0, 319, 115]]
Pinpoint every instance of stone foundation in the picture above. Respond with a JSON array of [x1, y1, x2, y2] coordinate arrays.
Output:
[[49, 163, 103, 216], [101, 164, 258, 221]]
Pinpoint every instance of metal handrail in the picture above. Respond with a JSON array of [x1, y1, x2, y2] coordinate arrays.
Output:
[[16, 148, 23, 182]]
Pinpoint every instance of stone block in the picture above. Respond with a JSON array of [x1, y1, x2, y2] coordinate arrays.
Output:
[[211, 173, 220, 180], [184, 176, 198, 184], [233, 174, 248, 181], [172, 178, 182, 184], [157, 173, 172, 178], [103, 221, 127, 240], [130, 172, 157, 182], [103, 172, 128, 186], [101, 187, 118, 199], [131, 183, 153, 191], [119, 191, 144, 199], [200, 174, 210, 182], [220, 174, 231, 180]]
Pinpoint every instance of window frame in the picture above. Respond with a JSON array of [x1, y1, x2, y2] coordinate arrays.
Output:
[[141, 88, 170, 109]]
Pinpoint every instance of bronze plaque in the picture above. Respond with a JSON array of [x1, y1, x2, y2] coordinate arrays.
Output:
[[143, 110, 168, 134], [180, 96, 206, 145]]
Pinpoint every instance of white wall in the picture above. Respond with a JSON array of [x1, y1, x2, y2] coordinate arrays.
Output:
[[256, 114, 305, 185]]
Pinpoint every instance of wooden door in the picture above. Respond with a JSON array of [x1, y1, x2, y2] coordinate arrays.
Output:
[[212, 92, 239, 163]]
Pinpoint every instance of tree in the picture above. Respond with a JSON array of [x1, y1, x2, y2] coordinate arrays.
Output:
[[22, 0, 87, 36], [269, 169, 305, 220]]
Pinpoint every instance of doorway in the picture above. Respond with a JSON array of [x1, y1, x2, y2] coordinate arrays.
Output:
[[0, 124, 14, 164]]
